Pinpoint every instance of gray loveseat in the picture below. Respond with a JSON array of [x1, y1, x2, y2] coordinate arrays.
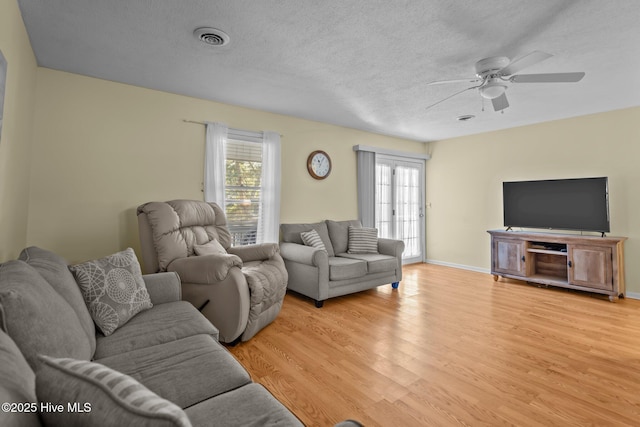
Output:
[[0, 246, 303, 426], [280, 220, 404, 307]]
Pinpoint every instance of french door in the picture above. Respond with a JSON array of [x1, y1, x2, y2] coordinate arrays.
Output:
[[375, 155, 425, 264]]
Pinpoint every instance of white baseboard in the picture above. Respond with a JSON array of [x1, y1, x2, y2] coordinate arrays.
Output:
[[425, 259, 640, 300], [425, 259, 490, 274], [625, 292, 640, 300]]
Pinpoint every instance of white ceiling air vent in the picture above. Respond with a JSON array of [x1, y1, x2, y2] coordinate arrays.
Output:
[[193, 27, 230, 47]]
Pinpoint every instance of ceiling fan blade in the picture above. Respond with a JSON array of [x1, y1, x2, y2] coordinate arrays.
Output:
[[510, 72, 585, 83], [499, 51, 553, 76], [427, 78, 481, 86], [425, 85, 479, 111], [491, 93, 509, 111]]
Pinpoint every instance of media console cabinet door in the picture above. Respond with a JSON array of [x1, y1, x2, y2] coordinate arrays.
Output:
[[493, 238, 527, 276], [568, 245, 613, 290]]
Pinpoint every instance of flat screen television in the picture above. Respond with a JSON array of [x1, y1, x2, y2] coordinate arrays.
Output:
[[503, 177, 610, 233]]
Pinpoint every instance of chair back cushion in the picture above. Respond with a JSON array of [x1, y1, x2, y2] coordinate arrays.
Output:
[[0, 329, 40, 427], [137, 200, 232, 272], [18, 247, 97, 355], [280, 222, 335, 257], [326, 220, 362, 255], [0, 260, 93, 370]]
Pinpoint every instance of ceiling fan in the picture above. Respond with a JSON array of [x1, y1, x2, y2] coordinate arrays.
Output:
[[425, 51, 585, 112]]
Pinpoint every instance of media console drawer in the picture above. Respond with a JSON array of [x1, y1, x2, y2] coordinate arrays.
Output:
[[488, 230, 626, 301]]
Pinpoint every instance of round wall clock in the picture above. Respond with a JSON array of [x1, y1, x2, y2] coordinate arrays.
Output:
[[307, 150, 332, 180]]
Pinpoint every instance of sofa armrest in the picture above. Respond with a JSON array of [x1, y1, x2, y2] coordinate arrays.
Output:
[[167, 254, 243, 284], [279, 242, 328, 267], [378, 238, 405, 258], [142, 272, 181, 305], [228, 243, 278, 262]]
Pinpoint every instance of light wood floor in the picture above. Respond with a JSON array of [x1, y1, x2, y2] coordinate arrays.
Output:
[[228, 263, 640, 426]]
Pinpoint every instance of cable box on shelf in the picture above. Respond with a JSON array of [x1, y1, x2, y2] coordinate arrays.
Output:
[[530, 241, 567, 252]]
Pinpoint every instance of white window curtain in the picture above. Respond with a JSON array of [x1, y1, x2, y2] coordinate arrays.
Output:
[[204, 122, 228, 210], [257, 131, 281, 243]]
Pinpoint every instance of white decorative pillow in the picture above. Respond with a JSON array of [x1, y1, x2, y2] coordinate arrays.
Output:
[[301, 229, 327, 252], [36, 355, 192, 427], [347, 226, 379, 254], [193, 239, 227, 256], [69, 248, 152, 336]]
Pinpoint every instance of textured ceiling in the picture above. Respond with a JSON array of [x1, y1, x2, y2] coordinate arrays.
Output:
[[17, 0, 640, 142]]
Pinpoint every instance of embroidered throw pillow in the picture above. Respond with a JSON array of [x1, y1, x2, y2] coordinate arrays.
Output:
[[347, 226, 379, 254], [69, 248, 152, 336], [193, 239, 227, 256], [36, 355, 192, 427], [301, 229, 327, 252]]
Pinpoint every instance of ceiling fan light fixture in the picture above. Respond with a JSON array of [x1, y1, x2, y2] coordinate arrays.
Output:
[[479, 78, 507, 99]]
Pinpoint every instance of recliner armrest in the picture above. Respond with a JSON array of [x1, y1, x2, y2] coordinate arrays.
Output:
[[167, 254, 243, 284], [228, 243, 279, 262], [378, 238, 405, 258], [142, 272, 182, 304], [279, 242, 328, 267]]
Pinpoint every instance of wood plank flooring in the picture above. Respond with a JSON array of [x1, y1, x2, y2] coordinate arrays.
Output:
[[228, 263, 640, 426]]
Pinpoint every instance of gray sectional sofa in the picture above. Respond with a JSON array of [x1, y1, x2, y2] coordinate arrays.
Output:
[[0, 246, 303, 426], [280, 220, 404, 307]]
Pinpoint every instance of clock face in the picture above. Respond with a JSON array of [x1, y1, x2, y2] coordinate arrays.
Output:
[[307, 150, 332, 179]]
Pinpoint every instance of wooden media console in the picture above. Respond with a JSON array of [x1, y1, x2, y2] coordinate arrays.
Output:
[[488, 230, 626, 301]]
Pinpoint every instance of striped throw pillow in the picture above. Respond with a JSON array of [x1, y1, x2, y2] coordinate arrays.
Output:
[[347, 226, 379, 254], [36, 355, 192, 427], [300, 229, 327, 252]]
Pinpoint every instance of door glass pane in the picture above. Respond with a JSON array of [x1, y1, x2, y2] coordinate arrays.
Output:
[[395, 164, 421, 258], [375, 162, 393, 239]]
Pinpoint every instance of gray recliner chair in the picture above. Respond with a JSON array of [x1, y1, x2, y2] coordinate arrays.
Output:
[[136, 200, 288, 343]]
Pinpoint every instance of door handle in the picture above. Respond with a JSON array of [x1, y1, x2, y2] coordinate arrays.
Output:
[[521, 255, 525, 262], [568, 260, 572, 268]]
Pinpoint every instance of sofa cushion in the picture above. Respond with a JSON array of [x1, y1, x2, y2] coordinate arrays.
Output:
[[97, 335, 251, 409], [300, 229, 327, 252], [184, 383, 303, 427], [0, 329, 40, 427], [280, 222, 335, 257], [338, 253, 398, 274], [36, 355, 191, 427], [193, 239, 227, 256], [94, 301, 218, 359], [326, 219, 362, 255], [347, 226, 379, 254], [0, 260, 93, 369], [328, 257, 367, 281], [18, 246, 97, 356], [69, 248, 153, 336]]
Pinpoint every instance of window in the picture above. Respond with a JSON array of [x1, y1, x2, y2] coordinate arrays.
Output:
[[205, 123, 281, 246], [225, 137, 262, 245]]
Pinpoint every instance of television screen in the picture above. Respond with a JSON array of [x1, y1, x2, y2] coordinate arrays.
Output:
[[503, 177, 610, 232]]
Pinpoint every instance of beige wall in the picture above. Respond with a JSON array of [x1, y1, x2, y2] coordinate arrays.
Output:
[[5, 0, 639, 295], [27, 68, 426, 263], [426, 107, 640, 293], [0, 0, 38, 260]]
